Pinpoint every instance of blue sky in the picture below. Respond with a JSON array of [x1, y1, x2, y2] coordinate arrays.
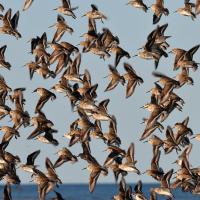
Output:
[[1, 0, 200, 184]]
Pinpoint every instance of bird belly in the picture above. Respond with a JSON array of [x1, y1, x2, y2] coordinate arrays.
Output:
[[118, 164, 135, 172], [22, 166, 34, 173]]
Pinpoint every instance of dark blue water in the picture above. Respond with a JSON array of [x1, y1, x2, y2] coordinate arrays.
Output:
[[0, 184, 199, 200]]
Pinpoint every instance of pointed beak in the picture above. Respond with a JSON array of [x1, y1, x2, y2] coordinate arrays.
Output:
[[48, 24, 55, 28], [165, 36, 171, 39], [32, 89, 37, 93], [103, 75, 110, 79], [158, 128, 163, 133], [190, 135, 196, 139], [27, 39, 32, 43]]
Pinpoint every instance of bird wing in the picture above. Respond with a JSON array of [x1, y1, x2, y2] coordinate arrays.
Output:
[[147, 107, 162, 127], [27, 127, 43, 140], [35, 94, 51, 113], [55, 54, 69, 75], [159, 23, 168, 35], [57, 14, 65, 22], [153, 13, 162, 25], [89, 170, 101, 193], [88, 18, 97, 34], [3, 184, 12, 200], [156, 0, 164, 6], [3, 9, 12, 28], [166, 126, 176, 144], [123, 62, 136, 75], [126, 80, 137, 98], [2, 131, 13, 143], [54, 156, 66, 168], [195, 0, 200, 14], [105, 78, 119, 92], [134, 180, 142, 193], [98, 99, 110, 113], [10, 11, 20, 30], [54, 191, 64, 200], [83, 69, 91, 86], [26, 150, 40, 165], [126, 142, 135, 164], [62, 0, 70, 9], [44, 131, 58, 146], [0, 4, 4, 12], [91, 4, 98, 11], [173, 48, 185, 68], [45, 157, 57, 178], [0, 45, 7, 60], [151, 149, 160, 170], [182, 116, 189, 126], [161, 169, 173, 188], [70, 53, 81, 75], [184, 44, 200, 60], [52, 28, 65, 43], [23, 0, 33, 11], [40, 32, 48, 49], [103, 151, 118, 167]]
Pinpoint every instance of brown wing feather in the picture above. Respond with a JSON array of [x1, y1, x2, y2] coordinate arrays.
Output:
[[89, 170, 101, 193]]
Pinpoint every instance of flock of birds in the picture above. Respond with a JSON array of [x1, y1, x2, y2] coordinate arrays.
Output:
[[0, 0, 200, 200]]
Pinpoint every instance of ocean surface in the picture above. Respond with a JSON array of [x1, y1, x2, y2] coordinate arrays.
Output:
[[0, 184, 200, 200]]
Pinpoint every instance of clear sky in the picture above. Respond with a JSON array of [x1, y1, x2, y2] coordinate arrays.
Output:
[[1, 0, 200, 184]]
